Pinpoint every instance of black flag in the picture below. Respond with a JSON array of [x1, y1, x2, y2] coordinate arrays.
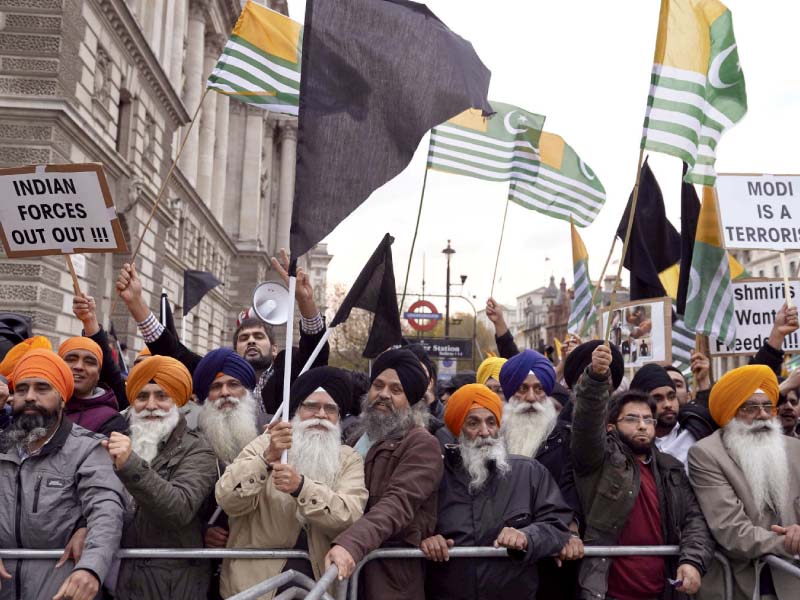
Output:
[[616, 158, 681, 300], [676, 163, 701, 315], [330, 233, 403, 358], [290, 0, 493, 257], [159, 292, 178, 337], [183, 271, 222, 316]]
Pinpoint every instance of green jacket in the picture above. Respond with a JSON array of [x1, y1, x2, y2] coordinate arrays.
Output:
[[114, 416, 217, 600], [571, 369, 715, 600]]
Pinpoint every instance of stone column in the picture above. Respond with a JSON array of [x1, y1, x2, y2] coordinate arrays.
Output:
[[178, 0, 206, 185], [276, 120, 297, 253], [197, 34, 223, 204], [146, 0, 164, 61], [238, 107, 264, 241], [211, 91, 230, 223], [160, 0, 175, 71], [169, 0, 187, 90]]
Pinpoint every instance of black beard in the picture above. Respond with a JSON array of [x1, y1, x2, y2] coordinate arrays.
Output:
[[246, 354, 272, 371], [617, 429, 653, 455], [0, 407, 59, 452]]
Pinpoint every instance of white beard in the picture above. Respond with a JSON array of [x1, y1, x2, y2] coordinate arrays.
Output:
[[129, 406, 180, 464], [723, 417, 789, 520], [459, 433, 511, 494], [501, 397, 558, 457], [199, 391, 259, 464], [288, 416, 342, 489]]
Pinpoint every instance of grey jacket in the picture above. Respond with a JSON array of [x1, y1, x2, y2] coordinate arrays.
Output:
[[114, 415, 217, 600], [0, 418, 125, 600]]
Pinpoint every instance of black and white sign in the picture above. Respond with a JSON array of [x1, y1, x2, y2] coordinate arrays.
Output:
[[717, 174, 800, 251], [0, 163, 127, 257], [711, 278, 800, 355], [417, 337, 472, 359]]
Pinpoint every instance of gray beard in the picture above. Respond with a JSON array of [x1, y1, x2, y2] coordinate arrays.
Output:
[[198, 391, 259, 464], [288, 416, 342, 488], [459, 433, 511, 494], [360, 396, 426, 443], [130, 406, 180, 464], [0, 410, 59, 453], [502, 397, 558, 457], [723, 418, 789, 520]]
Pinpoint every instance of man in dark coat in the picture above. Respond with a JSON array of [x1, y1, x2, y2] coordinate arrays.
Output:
[[326, 348, 443, 599], [422, 383, 571, 599], [571, 344, 715, 600]]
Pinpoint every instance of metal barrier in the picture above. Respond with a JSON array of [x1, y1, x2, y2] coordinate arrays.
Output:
[[228, 569, 334, 600], [0, 548, 311, 560], [347, 546, 735, 600], [763, 554, 800, 580]]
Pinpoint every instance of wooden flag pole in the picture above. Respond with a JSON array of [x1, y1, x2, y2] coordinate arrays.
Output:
[[399, 164, 430, 312], [64, 255, 82, 297], [580, 236, 617, 336], [780, 251, 793, 308], [692, 333, 710, 398], [490, 197, 511, 298], [604, 147, 647, 343]]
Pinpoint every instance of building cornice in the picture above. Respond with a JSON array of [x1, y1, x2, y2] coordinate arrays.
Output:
[[93, 0, 191, 126]]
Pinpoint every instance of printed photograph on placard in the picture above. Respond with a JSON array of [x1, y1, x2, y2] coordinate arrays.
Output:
[[601, 297, 672, 368]]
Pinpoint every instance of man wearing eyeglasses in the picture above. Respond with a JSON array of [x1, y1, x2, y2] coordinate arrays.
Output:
[[688, 364, 800, 600], [215, 366, 368, 598], [572, 344, 714, 600]]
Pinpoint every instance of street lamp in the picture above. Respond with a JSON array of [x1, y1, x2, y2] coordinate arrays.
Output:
[[442, 240, 455, 337]]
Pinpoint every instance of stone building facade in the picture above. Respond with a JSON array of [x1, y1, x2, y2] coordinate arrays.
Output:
[[0, 0, 330, 364]]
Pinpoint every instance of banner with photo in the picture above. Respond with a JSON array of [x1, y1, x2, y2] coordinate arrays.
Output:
[[600, 297, 672, 368]]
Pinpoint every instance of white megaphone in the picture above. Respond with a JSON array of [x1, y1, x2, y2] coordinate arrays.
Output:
[[251, 281, 291, 325]]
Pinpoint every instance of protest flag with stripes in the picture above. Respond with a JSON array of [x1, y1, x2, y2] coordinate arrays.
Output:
[[641, 0, 747, 185], [427, 104, 605, 226], [207, 1, 301, 115], [567, 220, 601, 335], [671, 315, 694, 374], [684, 186, 736, 345]]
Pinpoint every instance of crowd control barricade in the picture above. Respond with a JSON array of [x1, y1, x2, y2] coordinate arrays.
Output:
[[346, 546, 735, 600], [762, 554, 800, 581]]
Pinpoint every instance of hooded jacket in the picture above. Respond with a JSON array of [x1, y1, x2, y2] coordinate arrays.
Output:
[[65, 387, 128, 437]]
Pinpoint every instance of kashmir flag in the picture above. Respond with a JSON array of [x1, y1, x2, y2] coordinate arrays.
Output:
[[641, 0, 747, 185], [567, 221, 601, 335], [207, 1, 301, 115], [684, 186, 736, 344]]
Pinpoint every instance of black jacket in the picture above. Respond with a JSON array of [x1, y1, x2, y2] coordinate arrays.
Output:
[[425, 446, 571, 600], [535, 399, 581, 524]]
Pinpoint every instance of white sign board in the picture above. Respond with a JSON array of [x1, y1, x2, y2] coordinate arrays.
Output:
[[600, 297, 672, 368], [717, 174, 800, 251], [711, 278, 800, 355], [0, 163, 127, 257]]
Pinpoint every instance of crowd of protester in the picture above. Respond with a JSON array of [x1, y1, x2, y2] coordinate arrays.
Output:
[[0, 257, 798, 600]]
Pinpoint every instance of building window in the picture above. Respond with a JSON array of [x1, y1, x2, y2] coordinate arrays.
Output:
[[791, 261, 797, 276], [774, 266, 780, 278], [758, 270, 764, 278], [115, 89, 133, 158]]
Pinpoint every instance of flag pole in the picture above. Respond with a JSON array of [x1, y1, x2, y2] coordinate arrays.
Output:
[[64, 255, 83, 297], [279, 258, 298, 464], [692, 333, 709, 398], [604, 147, 646, 343], [780, 251, 793, 308], [399, 163, 430, 312], [580, 236, 617, 336], [490, 197, 511, 298], [298, 328, 332, 375]]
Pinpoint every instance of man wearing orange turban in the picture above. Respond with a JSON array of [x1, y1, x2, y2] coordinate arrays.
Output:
[[1, 348, 125, 600], [422, 383, 571, 599], [0, 335, 52, 378], [689, 364, 800, 599], [102, 354, 217, 600]]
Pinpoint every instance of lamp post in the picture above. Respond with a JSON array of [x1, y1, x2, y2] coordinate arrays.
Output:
[[442, 240, 455, 338]]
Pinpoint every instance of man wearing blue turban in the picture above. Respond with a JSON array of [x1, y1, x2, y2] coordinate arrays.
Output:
[[499, 349, 556, 401]]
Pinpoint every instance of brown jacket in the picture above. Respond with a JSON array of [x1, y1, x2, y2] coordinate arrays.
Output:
[[688, 430, 800, 600], [215, 432, 367, 599], [334, 426, 444, 600]]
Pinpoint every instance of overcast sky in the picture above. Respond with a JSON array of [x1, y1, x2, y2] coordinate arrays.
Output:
[[286, 0, 800, 314]]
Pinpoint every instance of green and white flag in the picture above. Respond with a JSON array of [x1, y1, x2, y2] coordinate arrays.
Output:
[[567, 220, 601, 335], [641, 0, 747, 185], [671, 316, 694, 375], [207, 1, 301, 115], [428, 103, 605, 226], [684, 187, 736, 344]]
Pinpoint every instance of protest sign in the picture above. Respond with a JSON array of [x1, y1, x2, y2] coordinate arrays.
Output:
[[600, 297, 671, 368], [716, 174, 800, 251], [711, 278, 800, 355], [0, 163, 127, 258]]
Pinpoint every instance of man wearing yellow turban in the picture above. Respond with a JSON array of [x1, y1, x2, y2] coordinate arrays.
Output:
[[421, 383, 572, 599], [102, 355, 218, 600], [689, 364, 800, 600], [476, 356, 506, 400]]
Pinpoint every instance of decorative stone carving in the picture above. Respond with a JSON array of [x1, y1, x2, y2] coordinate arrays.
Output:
[[0, 77, 57, 96], [1, 57, 58, 74], [0, 33, 60, 55], [142, 112, 156, 158], [4, 14, 61, 32], [94, 46, 112, 108]]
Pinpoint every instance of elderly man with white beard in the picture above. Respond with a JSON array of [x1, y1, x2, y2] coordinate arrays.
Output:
[[104, 355, 218, 599], [421, 383, 571, 599], [688, 364, 800, 600], [215, 366, 367, 599]]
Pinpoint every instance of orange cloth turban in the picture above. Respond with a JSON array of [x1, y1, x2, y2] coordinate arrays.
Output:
[[126, 355, 192, 407], [136, 347, 152, 359], [10, 348, 74, 402], [476, 357, 506, 386], [709, 364, 779, 427], [58, 337, 103, 367], [0, 336, 53, 378], [445, 383, 503, 437]]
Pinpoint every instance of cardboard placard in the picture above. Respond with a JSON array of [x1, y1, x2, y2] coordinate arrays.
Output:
[[0, 163, 127, 257], [716, 173, 800, 251], [600, 297, 672, 368], [711, 278, 800, 355]]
